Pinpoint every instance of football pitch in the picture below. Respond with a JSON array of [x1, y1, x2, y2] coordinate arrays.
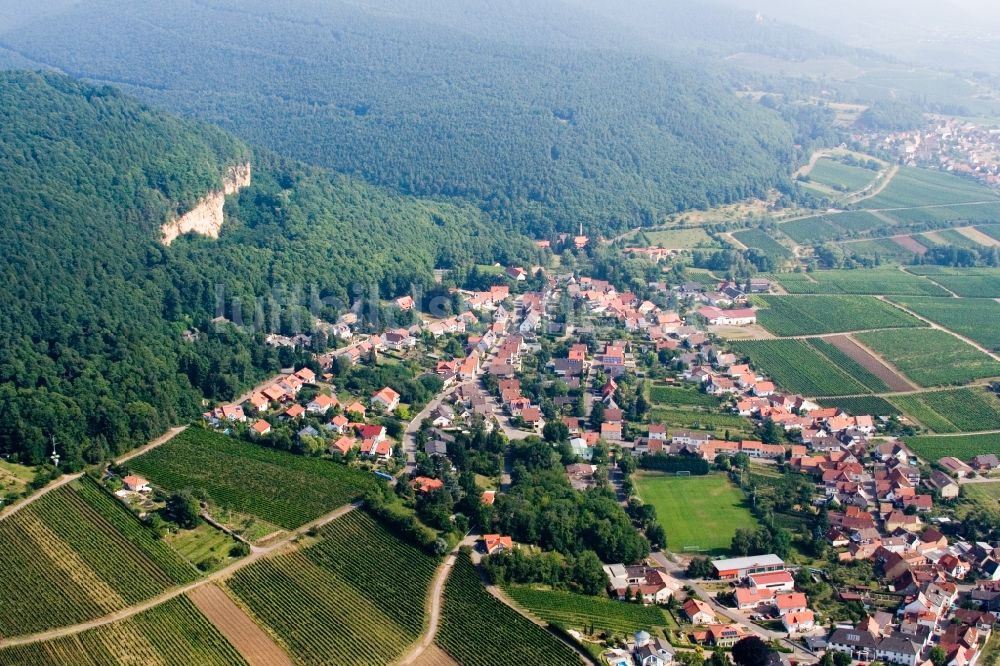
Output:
[[634, 473, 757, 556]]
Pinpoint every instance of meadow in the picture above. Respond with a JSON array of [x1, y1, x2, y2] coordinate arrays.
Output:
[[731, 339, 870, 396], [772, 269, 947, 296], [754, 295, 922, 336], [643, 227, 718, 249], [889, 296, 1000, 350], [903, 433, 1000, 460], [648, 408, 754, 435], [961, 483, 1000, 519], [634, 473, 757, 555], [856, 329, 1000, 387], [127, 428, 378, 530]]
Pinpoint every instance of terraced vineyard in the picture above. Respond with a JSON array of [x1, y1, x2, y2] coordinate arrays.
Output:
[[437, 553, 581, 666], [904, 433, 1000, 460], [225, 509, 438, 666], [754, 295, 922, 336], [855, 329, 1000, 387], [890, 388, 1000, 434], [731, 340, 870, 397], [505, 585, 672, 636], [0, 597, 246, 665], [772, 269, 947, 296], [0, 477, 196, 637], [128, 428, 378, 529]]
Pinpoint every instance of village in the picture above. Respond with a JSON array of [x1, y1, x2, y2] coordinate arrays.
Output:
[[187, 236, 1000, 666]]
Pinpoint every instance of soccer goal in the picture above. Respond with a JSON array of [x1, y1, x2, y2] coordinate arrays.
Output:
[[675, 470, 691, 477]]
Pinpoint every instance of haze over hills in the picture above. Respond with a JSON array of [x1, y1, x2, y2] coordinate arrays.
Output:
[[0, 0, 798, 236]]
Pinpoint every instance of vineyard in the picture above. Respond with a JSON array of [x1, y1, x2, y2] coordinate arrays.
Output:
[[436, 553, 581, 666], [648, 385, 721, 408], [858, 167, 998, 209], [855, 329, 1000, 387], [806, 158, 880, 193], [772, 269, 947, 296], [902, 268, 1000, 299], [816, 396, 900, 417], [753, 294, 922, 336], [0, 597, 247, 665], [225, 509, 437, 665], [731, 228, 792, 260], [890, 296, 1000, 349], [904, 433, 1000, 460], [505, 585, 672, 636], [0, 478, 197, 637], [127, 428, 378, 529], [890, 388, 1000, 434], [730, 340, 870, 397], [779, 217, 845, 244], [647, 408, 753, 435], [805, 338, 891, 393]]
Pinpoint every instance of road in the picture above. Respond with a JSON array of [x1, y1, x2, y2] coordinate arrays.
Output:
[[650, 552, 816, 663], [1, 502, 360, 647]]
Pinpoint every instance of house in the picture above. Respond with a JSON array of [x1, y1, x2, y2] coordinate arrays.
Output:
[[828, 627, 879, 661], [481, 490, 496, 506], [412, 476, 444, 494], [876, 635, 921, 666], [635, 639, 674, 666], [735, 586, 775, 610], [330, 436, 354, 455], [345, 401, 367, 417], [307, 394, 337, 414], [929, 470, 960, 499], [372, 386, 401, 412], [357, 424, 386, 443], [506, 266, 527, 281], [294, 367, 316, 384], [122, 475, 150, 492], [782, 610, 815, 634], [712, 554, 784, 580], [775, 592, 808, 616], [698, 306, 757, 326], [938, 457, 974, 478], [703, 624, 749, 647], [251, 419, 271, 436], [970, 454, 1000, 471], [749, 570, 796, 592], [283, 403, 306, 420], [247, 392, 270, 412], [431, 404, 455, 428], [520, 407, 543, 430], [682, 598, 716, 624], [483, 534, 514, 555], [395, 295, 415, 311]]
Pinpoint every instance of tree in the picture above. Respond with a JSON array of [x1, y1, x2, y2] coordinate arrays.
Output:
[[589, 401, 605, 430], [732, 636, 772, 666], [930, 646, 948, 666], [164, 491, 201, 529], [687, 557, 713, 579], [710, 647, 730, 666], [832, 652, 852, 666], [573, 550, 608, 595], [542, 420, 570, 443], [755, 417, 782, 445]]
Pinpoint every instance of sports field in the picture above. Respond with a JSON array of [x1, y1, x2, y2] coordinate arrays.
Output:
[[634, 473, 756, 556]]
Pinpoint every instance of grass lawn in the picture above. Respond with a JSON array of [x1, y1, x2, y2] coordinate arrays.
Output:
[[634, 473, 757, 556], [164, 522, 244, 572], [0, 459, 35, 499], [961, 483, 1000, 519]]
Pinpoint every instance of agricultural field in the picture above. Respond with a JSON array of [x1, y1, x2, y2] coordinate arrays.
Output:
[[505, 585, 672, 636], [826, 210, 889, 234], [884, 202, 1000, 226], [889, 388, 1000, 434], [127, 428, 378, 530], [901, 268, 1000, 299], [648, 409, 754, 435], [0, 476, 197, 637], [889, 297, 1000, 350], [806, 158, 879, 193], [805, 338, 892, 393], [754, 295, 922, 336], [816, 396, 900, 416], [772, 269, 947, 296], [165, 522, 245, 573], [437, 553, 580, 666], [648, 385, 721, 408], [0, 597, 246, 666], [780, 217, 845, 244], [839, 237, 924, 263], [961, 483, 1000, 519], [859, 168, 999, 209], [225, 509, 438, 666], [642, 227, 718, 249], [903, 433, 1000, 460], [978, 225, 1000, 242], [855, 329, 1000, 387], [731, 339, 870, 397], [731, 228, 792, 259], [634, 473, 757, 555]]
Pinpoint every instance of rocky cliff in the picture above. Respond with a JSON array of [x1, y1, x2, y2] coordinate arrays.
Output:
[[161, 162, 251, 245]]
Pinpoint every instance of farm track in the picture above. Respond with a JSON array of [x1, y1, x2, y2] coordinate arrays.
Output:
[[899, 266, 960, 298], [188, 584, 293, 666], [846, 164, 899, 205], [826, 334, 917, 392], [0, 502, 360, 648]]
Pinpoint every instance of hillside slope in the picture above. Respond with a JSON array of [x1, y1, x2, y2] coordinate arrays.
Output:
[[0, 71, 536, 467], [0, 0, 796, 235]]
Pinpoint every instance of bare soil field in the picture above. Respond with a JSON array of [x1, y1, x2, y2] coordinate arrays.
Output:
[[827, 335, 916, 392], [188, 584, 293, 666], [412, 645, 460, 666], [890, 235, 928, 254], [708, 324, 775, 340], [958, 226, 1000, 247]]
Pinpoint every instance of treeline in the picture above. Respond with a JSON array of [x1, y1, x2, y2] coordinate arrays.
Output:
[[638, 454, 710, 475]]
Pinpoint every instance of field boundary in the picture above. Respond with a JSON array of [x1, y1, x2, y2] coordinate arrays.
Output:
[[188, 584, 293, 666]]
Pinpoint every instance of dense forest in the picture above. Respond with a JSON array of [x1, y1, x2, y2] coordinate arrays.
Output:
[[0, 0, 796, 236], [0, 71, 538, 467]]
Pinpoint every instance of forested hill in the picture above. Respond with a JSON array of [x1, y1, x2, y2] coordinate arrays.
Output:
[[0, 71, 537, 468], [0, 0, 796, 236]]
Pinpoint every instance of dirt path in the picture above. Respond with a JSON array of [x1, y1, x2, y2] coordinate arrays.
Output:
[[0, 426, 188, 521], [485, 585, 594, 665], [899, 266, 959, 298], [827, 334, 917, 392], [721, 231, 747, 250], [847, 164, 899, 204], [409, 645, 459, 666], [1, 502, 359, 648], [189, 584, 293, 666]]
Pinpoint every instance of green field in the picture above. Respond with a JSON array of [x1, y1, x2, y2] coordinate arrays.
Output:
[[754, 295, 922, 336], [889, 388, 1000, 434], [904, 433, 1000, 460], [806, 338, 891, 393], [890, 297, 1000, 351], [856, 329, 1000, 387], [807, 158, 879, 193], [731, 339, 871, 397], [731, 228, 792, 259], [505, 585, 673, 636], [901, 268, 1000, 299], [961, 483, 1000, 519], [885, 202, 1000, 226], [839, 237, 924, 263], [644, 227, 718, 249], [859, 168, 999, 209], [437, 553, 580, 666], [780, 217, 846, 244], [165, 522, 244, 573], [772, 269, 947, 296], [128, 428, 378, 530], [649, 409, 754, 435], [817, 396, 900, 416], [227, 509, 438, 666], [648, 385, 721, 408], [826, 210, 889, 234], [634, 473, 756, 555], [0, 477, 197, 637], [0, 597, 246, 666]]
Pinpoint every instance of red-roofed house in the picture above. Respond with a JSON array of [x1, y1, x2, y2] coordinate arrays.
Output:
[[283, 403, 305, 420], [413, 476, 445, 493], [783, 610, 815, 634], [372, 387, 401, 412], [251, 419, 271, 436], [123, 475, 150, 492], [483, 534, 514, 555], [330, 436, 355, 455]]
